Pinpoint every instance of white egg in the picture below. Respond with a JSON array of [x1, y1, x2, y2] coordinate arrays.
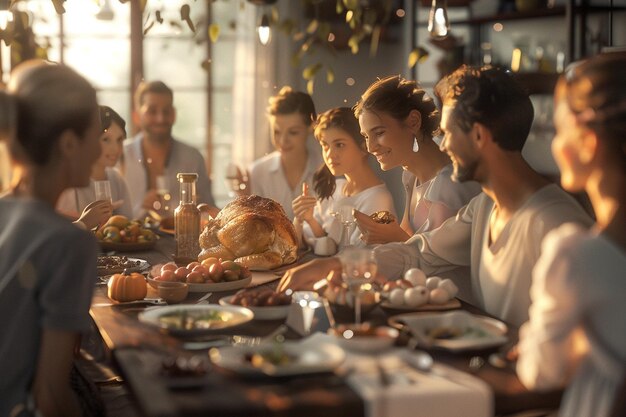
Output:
[[389, 288, 405, 306], [425, 276, 442, 290], [404, 268, 427, 287], [404, 286, 429, 307], [438, 278, 459, 298], [429, 288, 451, 304]]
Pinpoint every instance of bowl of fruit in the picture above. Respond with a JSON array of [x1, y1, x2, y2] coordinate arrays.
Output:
[[148, 257, 252, 293], [96, 215, 158, 251]]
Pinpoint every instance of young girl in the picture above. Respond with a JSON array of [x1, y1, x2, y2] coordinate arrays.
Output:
[[353, 75, 481, 244], [0, 60, 101, 417], [248, 86, 323, 219], [57, 105, 133, 228], [517, 52, 626, 417], [292, 107, 395, 250]]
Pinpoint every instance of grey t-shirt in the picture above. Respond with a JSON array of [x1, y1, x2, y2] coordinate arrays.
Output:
[[0, 197, 97, 416]]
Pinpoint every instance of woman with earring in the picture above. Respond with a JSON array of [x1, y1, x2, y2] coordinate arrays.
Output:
[[0, 61, 101, 417], [516, 52, 626, 417], [291, 107, 395, 250], [354, 75, 481, 244]]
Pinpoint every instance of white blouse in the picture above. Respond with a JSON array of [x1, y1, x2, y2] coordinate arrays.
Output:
[[517, 224, 626, 417], [303, 178, 396, 249]]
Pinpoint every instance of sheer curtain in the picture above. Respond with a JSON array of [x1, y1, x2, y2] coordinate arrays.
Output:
[[231, 5, 274, 171]]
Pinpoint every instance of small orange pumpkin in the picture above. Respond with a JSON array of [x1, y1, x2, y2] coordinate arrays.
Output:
[[108, 272, 148, 302]]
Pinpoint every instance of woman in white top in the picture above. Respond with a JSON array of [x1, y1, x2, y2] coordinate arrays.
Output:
[[248, 87, 323, 219], [57, 106, 133, 227], [353, 75, 481, 242], [292, 107, 395, 250], [517, 53, 626, 417]]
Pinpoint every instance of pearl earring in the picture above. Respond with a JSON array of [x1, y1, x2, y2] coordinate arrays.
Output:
[[412, 136, 419, 153]]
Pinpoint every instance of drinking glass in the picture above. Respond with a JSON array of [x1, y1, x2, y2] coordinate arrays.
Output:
[[339, 247, 377, 324], [338, 205, 356, 248], [93, 180, 112, 203]]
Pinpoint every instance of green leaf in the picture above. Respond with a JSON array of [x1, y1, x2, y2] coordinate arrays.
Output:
[[306, 19, 319, 35], [326, 68, 335, 84], [302, 63, 322, 81], [307, 79, 315, 95], [345, 10, 353, 24], [336, 0, 344, 14], [208, 23, 220, 43], [408, 47, 430, 68]]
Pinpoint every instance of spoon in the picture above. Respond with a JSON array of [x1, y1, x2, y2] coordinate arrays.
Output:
[[400, 349, 434, 373]]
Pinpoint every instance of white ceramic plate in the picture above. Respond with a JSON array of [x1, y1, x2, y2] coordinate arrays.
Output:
[[209, 337, 345, 377], [138, 304, 254, 336], [388, 310, 508, 352], [219, 296, 290, 320], [380, 298, 461, 312], [147, 275, 251, 293]]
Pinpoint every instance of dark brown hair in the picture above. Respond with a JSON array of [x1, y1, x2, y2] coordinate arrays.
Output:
[[267, 86, 316, 126], [100, 105, 127, 137], [313, 107, 365, 200], [435, 65, 533, 152], [134, 80, 173, 109], [353, 75, 440, 139]]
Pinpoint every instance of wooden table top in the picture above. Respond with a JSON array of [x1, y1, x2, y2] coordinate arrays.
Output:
[[90, 235, 561, 417]]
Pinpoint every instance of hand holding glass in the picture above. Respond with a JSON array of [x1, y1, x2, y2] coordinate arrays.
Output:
[[93, 180, 112, 203]]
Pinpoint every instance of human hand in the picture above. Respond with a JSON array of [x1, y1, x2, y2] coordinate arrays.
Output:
[[277, 257, 342, 292], [292, 183, 316, 223], [78, 200, 112, 230], [354, 210, 410, 244]]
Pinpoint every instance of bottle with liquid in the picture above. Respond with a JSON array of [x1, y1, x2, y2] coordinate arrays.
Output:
[[174, 173, 200, 261]]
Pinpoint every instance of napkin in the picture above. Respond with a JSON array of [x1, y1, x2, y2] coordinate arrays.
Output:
[[310, 333, 493, 417]]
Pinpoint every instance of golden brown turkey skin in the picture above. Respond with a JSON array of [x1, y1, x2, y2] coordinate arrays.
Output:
[[198, 195, 298, 269]]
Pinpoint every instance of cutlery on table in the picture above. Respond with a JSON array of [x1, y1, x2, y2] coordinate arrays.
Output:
[[195, 292, 213, 304]]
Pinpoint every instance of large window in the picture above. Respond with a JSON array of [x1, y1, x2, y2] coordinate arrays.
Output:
[[16, 0, 237, 206]]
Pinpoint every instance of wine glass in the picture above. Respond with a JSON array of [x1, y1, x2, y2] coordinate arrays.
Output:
[[339, 247, 377, 324], [338, 205, 356, 248], [93, 180, 112, 203]]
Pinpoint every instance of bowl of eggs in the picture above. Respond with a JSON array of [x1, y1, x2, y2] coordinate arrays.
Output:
[[380, 268, 461, 313]]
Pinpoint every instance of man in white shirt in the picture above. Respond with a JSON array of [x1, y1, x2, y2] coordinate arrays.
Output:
[[123, 81, 216, 218], [278, 66, 591, 326]]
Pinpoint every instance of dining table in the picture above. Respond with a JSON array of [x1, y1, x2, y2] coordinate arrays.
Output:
[[88, 234, 562, 417]]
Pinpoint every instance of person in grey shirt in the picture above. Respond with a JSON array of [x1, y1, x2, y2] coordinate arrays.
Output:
[[123, 80, 216, 219]]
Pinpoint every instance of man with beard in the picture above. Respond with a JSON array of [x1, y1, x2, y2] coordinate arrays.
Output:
[[279, 66, 591, 326], [123, 81, 216, 218]]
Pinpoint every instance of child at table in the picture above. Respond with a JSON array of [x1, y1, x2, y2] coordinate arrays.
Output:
[[516, 52, 626, 417], [291, 107, 395, 250], [247, 86, 323, 219], [57, 105, 133, 229], [0, 60, 101, 417]]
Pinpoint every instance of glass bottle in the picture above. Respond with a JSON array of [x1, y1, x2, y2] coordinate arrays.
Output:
[[174, 173, 200, 261]]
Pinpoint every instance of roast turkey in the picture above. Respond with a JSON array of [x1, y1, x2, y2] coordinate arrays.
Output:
[[198, 195, 298, 270]]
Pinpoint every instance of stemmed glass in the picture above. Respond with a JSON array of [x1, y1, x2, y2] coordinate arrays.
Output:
[[339, 247, 377, 324], [338, 205, 356, 248]]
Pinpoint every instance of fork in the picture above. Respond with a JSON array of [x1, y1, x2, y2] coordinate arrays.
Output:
[[195, 292, 213, 304]]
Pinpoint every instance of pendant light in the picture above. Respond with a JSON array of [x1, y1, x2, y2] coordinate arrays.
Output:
[[428, 0, 450, 40], [257, 13, 271, 45]]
